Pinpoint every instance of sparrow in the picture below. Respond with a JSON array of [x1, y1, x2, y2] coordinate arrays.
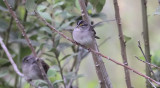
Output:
[[22, 55, 49, 82], [72, 20, 99, 47]]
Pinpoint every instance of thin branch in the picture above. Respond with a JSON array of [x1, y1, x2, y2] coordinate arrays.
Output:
[[3, 0, 53, 88], [147, 79, 157, 88], [67, 47, 84, 88], [56, 57, 66, 88], [0, 36, 24, 77], [35, 10, 160, 86], [135, 56, 160, 70], [113, 0, 132, 88], [138, 41, 156, 80]]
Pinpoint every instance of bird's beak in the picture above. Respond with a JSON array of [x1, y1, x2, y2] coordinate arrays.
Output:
[[76, 25, 79, 28], [32, 60, 36, 64]]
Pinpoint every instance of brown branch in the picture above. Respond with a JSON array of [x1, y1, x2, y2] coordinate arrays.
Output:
[[67, 47, 84, 88], [78, 0, 90, 24], [141, 0, 152, 88], [135, 56, 160, 70], [78, 0, 112, 88], [0, 36, 24, 77], [113, 0, 132, 88], [3, 0, 53, 88], [35, 11, 160, 86]]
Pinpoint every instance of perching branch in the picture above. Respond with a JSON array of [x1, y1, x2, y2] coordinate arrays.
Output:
[[141, 0, 152, 88], [35, 11, 160, 86], [78, 0, 113, 88], [3, 0, 53, 88], [0, 37, 24, 77], [113, 0, 132, 88]]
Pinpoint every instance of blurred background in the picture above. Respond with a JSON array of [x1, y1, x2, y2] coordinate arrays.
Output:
[[0, 0, 160, 88]]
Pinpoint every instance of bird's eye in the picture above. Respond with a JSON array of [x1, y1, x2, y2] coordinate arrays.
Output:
[[82, 24, 87, 26], [26, 59, 28, 62]]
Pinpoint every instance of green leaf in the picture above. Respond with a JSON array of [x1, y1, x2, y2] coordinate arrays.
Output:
[[87, 81, 98, 88], [25, 0, 37, 12], [53, 1, 65, 8], [53, 34, 61, 47], [0, 5, 8, 12], [0, 68, 9, 78], [139, 56, 145, 61], [18, 6, 26, 20], [0, 59, 9, 66], [58, 21, 74, 30], [89, 0, 106, 13], [57, 42, 72, 52], [35, 0, 46, 4], [0, 19, 9, 32], [10, 39, 40, 46], [152, 51, 160, 66], [54, 10, 63, 16], [75, 0, 81, 10], [47, 68, 57, 77], [24, 82, 30, 88], [37, 5, 47, 12], [34, 80, 47, 87], [60, 54, 71, 61], [53, 80, 63, 85], [124, 35, 131, 43], [39, 27, 52, 34], [65, 72, 84, 80], [38, 12, 52, 22], [62, 53, 78, 67]]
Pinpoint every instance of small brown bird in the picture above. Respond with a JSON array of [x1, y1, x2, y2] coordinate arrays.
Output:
[[22, 55, 49, 82]]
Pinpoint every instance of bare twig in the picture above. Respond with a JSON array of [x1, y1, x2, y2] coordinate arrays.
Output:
[[3, 0, 53, 88], [135, 56, 160, 70], [113, 0, 132, 88], [137, 41, 156, 80], [67, 47, 84, 88], [147, 79, 157, 88], [0, 36, 24, 77], [35, 10, 160, 86]]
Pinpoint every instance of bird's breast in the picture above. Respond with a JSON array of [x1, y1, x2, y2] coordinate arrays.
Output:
[[73, 29, 94, 46]]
